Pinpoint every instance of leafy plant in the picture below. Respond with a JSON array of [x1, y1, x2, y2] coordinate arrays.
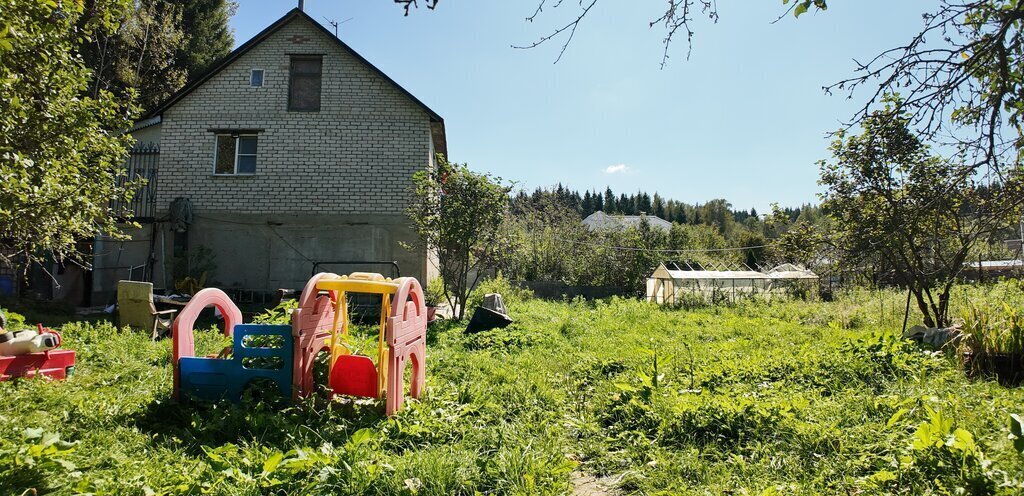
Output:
[[405, 155, 511, 320], [424, 277, 445, 307], [1011, 414, 1024, 456], [820, 95, 1024, 329], [466, 273, 534, 312], [0, 307, 25, 331], [252, 298, 299, 325], [898, 407, 1001, 493], [0, 427, 78, 493], [0, 0, 137, 273]]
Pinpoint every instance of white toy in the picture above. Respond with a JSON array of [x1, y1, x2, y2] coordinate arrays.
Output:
[[0, 325, 61, 357]]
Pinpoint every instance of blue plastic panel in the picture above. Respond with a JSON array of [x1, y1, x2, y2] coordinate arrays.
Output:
[[179, 324, 294, 402]]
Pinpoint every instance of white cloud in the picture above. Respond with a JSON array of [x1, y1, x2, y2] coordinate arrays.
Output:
[[604, 164, 630, 174]]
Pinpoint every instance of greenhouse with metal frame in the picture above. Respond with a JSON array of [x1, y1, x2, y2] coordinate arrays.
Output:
[[646, 261, 819, 305]]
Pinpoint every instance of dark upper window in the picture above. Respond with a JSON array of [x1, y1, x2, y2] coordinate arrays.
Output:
[[289, 55, 322, 111], [213, 134, 258, 175], [250, 69, 264, 87]]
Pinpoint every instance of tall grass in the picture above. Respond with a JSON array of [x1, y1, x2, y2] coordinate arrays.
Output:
[[0, 283, 1022, 494], [961, 303, 1024, 355]]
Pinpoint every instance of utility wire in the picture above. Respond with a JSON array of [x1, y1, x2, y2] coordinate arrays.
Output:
[[267, 226, 317, 264], [561, 237, 768, 254]]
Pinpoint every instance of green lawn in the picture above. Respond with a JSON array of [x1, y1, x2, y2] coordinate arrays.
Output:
[[2, 284, 1023, 495]]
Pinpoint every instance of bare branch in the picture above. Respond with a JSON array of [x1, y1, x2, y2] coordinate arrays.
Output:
[[393, 0, 439, 16], [512, 0, 599, 64], [650, 0, 719, 68], [513, 0, 721, 66]]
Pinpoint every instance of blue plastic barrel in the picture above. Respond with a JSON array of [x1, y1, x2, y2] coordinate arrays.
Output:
[[0, 276, 14, 295]]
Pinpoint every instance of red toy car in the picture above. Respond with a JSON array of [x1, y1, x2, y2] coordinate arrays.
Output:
[[0, 323, 76, 381]]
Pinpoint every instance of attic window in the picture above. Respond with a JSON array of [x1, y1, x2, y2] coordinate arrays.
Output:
[[288, 55, 322, 112], [250, 69, 264, 87]]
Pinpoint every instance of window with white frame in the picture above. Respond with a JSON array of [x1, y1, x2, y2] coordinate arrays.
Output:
[[213, 134, 258, 175]]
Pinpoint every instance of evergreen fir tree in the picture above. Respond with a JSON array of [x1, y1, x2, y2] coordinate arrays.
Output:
[[653, 193, 666, 219], [639, 192, 652, 214], [169, 0, 235, 79]]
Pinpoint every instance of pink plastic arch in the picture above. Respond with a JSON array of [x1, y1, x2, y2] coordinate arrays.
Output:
[[291, 272, 339, 400], [171, 288, 243, 401], [385, 278, 428, 416]]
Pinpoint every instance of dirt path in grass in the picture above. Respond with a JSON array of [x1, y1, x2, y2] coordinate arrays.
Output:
[[571, 472, 620, 495]]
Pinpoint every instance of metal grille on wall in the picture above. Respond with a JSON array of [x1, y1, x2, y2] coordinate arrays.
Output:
[[113, 143, 159, 221]]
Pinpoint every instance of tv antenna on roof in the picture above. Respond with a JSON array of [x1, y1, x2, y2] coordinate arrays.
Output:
[[323, 16, 354, 37]]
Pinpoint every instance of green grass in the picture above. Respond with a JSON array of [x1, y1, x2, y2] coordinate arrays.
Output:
[[2, 284, 1024, 495]]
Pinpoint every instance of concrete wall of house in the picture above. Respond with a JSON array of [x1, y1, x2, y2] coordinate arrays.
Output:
[[141, 16, 432, 292], [177, 213, 422, 291]]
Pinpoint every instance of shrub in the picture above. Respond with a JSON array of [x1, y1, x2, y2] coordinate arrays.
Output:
[[659, 397, 794, 448], [862, 406, 1021, 494], [252, 298, 298, 325], [465, 323, 549, 352]]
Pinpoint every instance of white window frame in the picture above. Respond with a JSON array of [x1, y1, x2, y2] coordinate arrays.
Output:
[[250, 68, 265, 88], [212, 134, 258, 176]]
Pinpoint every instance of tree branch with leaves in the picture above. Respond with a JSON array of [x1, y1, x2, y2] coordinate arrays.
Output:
[[0, 0, 139, 276], [826, 1, 1024, 176]]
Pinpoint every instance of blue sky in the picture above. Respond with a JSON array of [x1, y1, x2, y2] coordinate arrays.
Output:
[[231, 1, 926, 213]]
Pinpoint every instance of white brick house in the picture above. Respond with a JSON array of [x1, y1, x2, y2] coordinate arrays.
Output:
[[92, 8, 445, 300]]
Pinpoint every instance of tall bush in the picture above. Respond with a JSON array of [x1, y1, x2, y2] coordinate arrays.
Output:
[[406, 156, 511, 319]]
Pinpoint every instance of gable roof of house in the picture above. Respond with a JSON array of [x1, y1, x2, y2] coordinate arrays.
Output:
[[582, 211, 673, 231], [141, 8, 447, 156]]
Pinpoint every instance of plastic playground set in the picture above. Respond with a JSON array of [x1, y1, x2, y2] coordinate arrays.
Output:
[[0, 271, 428, 416], [171, 272, 427, 415]]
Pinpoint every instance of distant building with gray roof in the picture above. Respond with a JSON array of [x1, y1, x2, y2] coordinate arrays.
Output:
[[582, 211, 672, 231]]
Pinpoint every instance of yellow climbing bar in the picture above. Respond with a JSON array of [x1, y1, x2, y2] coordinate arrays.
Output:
[[317, 273, 404, 379], [316, 276, 401, 295]]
